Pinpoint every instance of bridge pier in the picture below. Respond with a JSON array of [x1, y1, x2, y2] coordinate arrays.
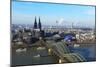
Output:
[[48, 48, 52, 55], [59, 59, 62, 63], [58, 58, 66, 63]]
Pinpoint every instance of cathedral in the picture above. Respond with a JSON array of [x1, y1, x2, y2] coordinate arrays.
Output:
[[33, 17, 44, 38], [33, 16, 42, 31]]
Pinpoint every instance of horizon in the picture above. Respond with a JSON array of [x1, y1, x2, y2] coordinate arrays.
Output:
[[12, 1, 95, 28]]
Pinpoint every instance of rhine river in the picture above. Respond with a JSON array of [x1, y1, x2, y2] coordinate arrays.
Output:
[[12, 44, 96, 66]]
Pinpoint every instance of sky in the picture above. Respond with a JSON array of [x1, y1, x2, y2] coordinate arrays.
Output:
[[12, 1, 95, 28]]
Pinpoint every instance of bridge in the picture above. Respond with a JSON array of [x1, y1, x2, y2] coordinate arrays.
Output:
[[12, 38, 86, 63], [40, 40, 86, 63]]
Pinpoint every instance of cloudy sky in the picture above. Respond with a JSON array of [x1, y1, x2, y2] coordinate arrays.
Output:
[[12, 1, 95, 28]]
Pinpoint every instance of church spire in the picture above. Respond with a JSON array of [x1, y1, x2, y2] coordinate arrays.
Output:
[[34, 16, 37, 29], [38, 17, 42, 30]]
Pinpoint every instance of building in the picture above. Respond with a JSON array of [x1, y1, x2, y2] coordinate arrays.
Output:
[[34, 16, 38, 29], [33, 17, 44, 38], [33, 17, 42, 30]]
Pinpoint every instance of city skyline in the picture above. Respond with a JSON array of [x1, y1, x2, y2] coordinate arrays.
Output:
[[12, 1, 95, 28]]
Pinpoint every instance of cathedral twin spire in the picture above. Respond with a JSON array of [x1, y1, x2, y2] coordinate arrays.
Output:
[[34, 16, 41, 30]]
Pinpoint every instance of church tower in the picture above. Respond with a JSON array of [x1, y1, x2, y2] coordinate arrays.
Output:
[[34, 16, 37, 29], [38, 17, 42, 31]]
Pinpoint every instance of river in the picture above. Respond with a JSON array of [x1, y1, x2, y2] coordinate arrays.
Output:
[[11, 44, 96, 66]]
